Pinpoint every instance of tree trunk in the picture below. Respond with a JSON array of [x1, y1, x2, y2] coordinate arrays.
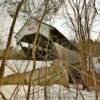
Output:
[[0, 0, 25, 78]]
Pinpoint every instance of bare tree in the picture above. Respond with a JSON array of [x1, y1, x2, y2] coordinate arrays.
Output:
[[0, 0, 25, 78], [63, 0, 99, 98], [0, 0, 99, 100]]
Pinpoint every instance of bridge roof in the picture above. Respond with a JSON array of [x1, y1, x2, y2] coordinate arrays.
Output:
[[15, 17, 78, 51]]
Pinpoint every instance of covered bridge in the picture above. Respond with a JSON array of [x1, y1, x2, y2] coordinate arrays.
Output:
[[15, 17, 78, 61]]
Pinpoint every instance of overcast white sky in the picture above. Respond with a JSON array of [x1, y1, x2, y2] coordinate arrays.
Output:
[[0, 0, 100, 48], [0, 7, 73, 48]]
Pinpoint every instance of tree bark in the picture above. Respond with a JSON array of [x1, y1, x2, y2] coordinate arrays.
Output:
[[0, 0, 25, 78]]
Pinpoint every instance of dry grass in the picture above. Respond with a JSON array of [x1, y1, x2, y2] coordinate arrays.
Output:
[[0, 63, 68, 87], [0, 47, 26, 60]]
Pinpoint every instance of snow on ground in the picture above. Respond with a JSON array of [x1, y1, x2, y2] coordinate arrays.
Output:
[[93, 57, 100, 73], [0, 59, 100, 100], [0, 84, 100, 100]]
